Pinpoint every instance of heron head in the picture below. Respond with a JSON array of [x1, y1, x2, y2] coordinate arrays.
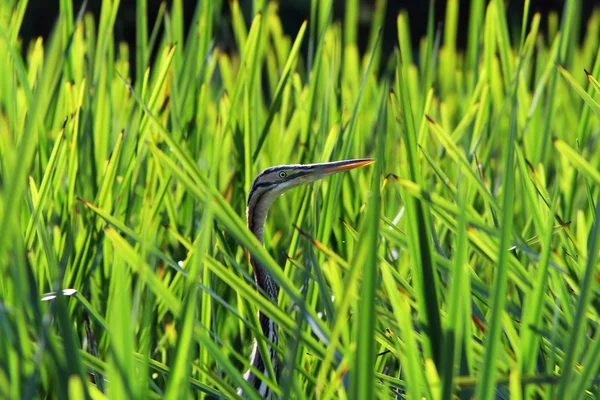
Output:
[[246, 158, 374, 236], [248, 158, 374, 205]]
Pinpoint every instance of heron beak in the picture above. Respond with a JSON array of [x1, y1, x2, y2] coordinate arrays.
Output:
[[318, 158, 375, 175]]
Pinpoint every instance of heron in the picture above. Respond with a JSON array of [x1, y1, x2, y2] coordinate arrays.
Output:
[[238, 158, 375, 399]]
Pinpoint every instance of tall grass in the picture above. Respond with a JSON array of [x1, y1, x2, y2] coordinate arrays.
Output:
[[1, 0, 600, 398]]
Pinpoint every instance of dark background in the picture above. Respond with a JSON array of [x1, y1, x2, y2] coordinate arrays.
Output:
[[18, 0, 597, 74]]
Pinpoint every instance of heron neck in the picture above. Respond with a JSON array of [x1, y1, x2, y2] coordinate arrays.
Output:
[[247, 200, 279, 302]]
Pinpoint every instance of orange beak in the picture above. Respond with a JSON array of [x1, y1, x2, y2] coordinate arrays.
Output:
[[318, 158, 375, 174]]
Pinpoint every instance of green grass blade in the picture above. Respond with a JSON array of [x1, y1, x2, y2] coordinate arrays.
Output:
[[351, 88, 384, 400]]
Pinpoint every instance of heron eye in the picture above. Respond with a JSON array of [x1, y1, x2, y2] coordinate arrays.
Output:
[[278, 171, 287, 179]]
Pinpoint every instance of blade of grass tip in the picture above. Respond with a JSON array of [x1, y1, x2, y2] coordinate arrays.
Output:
[[556, 193, 600, 397], [419, 0, 436, 112], [475, 70, 519, 400], [92, 0, 119, 84], [137, 44, 177, 137], [306, 0, 318, 70], [492, 0, 514, 88], [350, 88, 384, 400], [466, 0, 484, 80], [537, 0, 577, 163], [135, 0, 148, 91], [59, 0, 74, 79], [344, 0, 359, 47], [170, 0, 184, 67], [440, 0, 458, 95], [586, 68, 600, 92], [397, 12, 413, 71], [252, 20, 307, 162], [164, 209, 213, 399], [362, 0, 385, 73], [197, 0, 215, 79], [323, 0, 338, 35], [146, 2, 166, 61], [6, 0, 28, 44], [518, 0, 531, 51], [557, 65, 600, 118]]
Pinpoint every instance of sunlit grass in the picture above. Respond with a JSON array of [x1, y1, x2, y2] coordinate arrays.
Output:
[[1, 0, 600, 398]]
